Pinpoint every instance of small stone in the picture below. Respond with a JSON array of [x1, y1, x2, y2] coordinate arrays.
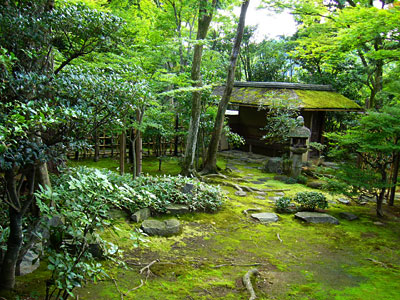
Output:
[[275, 192, 285, 197], [269, 196, 281, 202], [165, 204, 190, 215], [373, 221, 385, 226], [256, 191, 267, 196], [251, 181, 264, 185], [295, 212, 339, 225], [141, 219, 182, 237], [257, 177, 271, 182], [338, 198, 350, 205], [182, 183, 194, 194], [131, 208, 151, 223], [255, 196, 265, 200], [339, 212, 358, 221], [235, 191, 247, 197], [251, 213, 279, 223]]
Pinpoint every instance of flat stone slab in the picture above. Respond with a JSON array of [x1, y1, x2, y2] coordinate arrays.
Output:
[[269, 196, 281, 202], [142, 219, 181, 237], [165, 204, 190, 215], [251, 213, 279, 223], [275, 192, 285, 196], [339, 212, 358, 221], [295, 212, 339, 225], [235, 191, 247, 197], [255, 196, 266, 200], [251, 181, 264, 185], [256, 191, 267, 196], [338, 198, 350, 205]]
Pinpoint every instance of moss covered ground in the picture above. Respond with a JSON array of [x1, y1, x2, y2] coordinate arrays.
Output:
[[4, 154, 400, 300]]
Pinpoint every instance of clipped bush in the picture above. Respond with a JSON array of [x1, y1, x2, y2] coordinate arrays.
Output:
[[275, 196, 295, 213], [294, 191, 328, 211]]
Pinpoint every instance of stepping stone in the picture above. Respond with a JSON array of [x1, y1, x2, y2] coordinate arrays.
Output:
[[257, 177, 271, 182], [339, 212, 358, 221], [243, 176, 254, 180], [131, 207, 151, 223], [256, 191, 267, 196], [255, 196, 266, 200], [275, 192, 285, 197], [235, 191, 247, 197], [338, 198, 350, 205], [244, 166, 254, 169], [251, 181, 264, 185], [295, 212, 339, 225], [269, 196, 281, 202], [165, 204, 190, 215], [251, 213, 279, 223], [141, 219, 181, 237]]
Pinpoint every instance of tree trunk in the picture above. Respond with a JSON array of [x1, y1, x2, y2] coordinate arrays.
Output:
[[389, 153, 399, 206], [119, 132, 126, 175], [94, 129, 100, 162], [174, 114, 179, 156], [0, 170, 22, 290], [181, 0, 216, 176], [135, 110, 143, 177], [202, 0, 250, 174]]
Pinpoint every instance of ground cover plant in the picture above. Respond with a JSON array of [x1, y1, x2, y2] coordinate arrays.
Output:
[[3, 153, 400, 300]]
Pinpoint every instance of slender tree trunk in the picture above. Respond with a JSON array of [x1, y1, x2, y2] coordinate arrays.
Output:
[[389, 153, 399, 206], [119, 132, 126, 175], [0, 170, 22, 290], [377, 171, 387, 217], [174, 115, 179, 156], [202, 0, 250, 174], [135, 110, 143, 177], [181, 0, 216, 176], [94, 129, 100, 162]]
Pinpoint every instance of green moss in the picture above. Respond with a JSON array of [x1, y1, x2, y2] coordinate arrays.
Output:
[[226, 86, 361, 110]]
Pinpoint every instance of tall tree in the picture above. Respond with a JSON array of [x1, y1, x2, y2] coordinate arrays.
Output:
[[181, 0, 217, 176], [202, 0, 250, 174]]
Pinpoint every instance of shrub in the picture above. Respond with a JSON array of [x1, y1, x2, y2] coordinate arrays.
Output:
[[275, 196, 295, 213], [294, 191, 328, 211]]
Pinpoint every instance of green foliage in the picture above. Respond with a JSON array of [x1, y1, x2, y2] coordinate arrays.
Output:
[[35, 169, 126, 300], [275, 196, 294, 213], [293, 191, 328, 211]]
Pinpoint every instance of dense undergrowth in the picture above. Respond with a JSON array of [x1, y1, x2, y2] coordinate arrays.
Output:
[[2, 156, 400, 300]]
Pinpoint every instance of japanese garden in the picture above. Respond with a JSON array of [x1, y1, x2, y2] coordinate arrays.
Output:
[[1, 0, 400, 299]]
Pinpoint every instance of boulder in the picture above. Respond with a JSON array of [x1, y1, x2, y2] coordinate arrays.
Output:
[[131, 208, 151, 223], [182, 183, 194, 194], [263, 157, 283, 174], [141, 219, 182, 237], [19, 250, 40, 276], [165, 204, 190, 215], [235, 191, 247, 197], [306, 180, 325, 189], [339, 212, 358, 221], [295, 212, 339, 225], [251, 213, 279, 223]]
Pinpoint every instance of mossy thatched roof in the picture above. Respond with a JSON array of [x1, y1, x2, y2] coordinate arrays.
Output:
[[214, 82, 361, 111]]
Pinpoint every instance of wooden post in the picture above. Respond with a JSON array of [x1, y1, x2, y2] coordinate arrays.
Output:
[[119, 132, 126, 175]]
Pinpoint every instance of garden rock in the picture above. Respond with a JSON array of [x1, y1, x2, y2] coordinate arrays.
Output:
[[251, 213, 279, 223], [275, 192, 285, 196], [182, 183, 194, 194], [131, 208, 151, 223], [256, 191, 267, 196], [141, 219, 182, 237], [235, 191, 247, 197], [306, 180, 325, 189], [269, 196, 281, 202], [339, 212, 358, 221], [108, 209, 129, 219], [19, 250, 40, 276], [295, 212, 339, 225], [165, 204, 190, 215], [338, 198, 350, 205], [255, 196, 265, 200], [263, 157, 283, 174]]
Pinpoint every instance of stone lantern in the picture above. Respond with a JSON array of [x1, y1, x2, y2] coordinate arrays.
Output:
[[288, 116, 311, 178]]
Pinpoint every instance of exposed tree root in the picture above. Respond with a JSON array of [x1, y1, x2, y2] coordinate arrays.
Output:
[[243, 268, 259, 300], [277, 233, 283, 243], [140, 259, 160, 275], [212, 263, 261, 268]]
